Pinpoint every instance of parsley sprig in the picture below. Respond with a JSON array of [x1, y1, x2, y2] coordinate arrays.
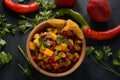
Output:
[[0, 15, 16, 37], [18, 0, 56, 33], [0, 14, 15, 67], [86, 46, 120, 77]]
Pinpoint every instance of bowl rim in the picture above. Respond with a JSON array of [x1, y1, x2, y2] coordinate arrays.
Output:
[[26, 20, 86, 77]]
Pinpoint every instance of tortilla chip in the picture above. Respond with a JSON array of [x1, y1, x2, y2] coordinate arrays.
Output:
[[47, 19, 66, 30], [62, 19, 84, 39]]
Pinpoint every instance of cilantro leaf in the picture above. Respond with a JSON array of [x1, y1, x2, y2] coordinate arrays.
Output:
[[0, 51, 12, 67], [0, 38, 6, 51], [57, 37, 71, 46]]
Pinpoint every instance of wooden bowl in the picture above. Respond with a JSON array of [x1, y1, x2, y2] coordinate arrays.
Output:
[[26, 19, 86, 77]]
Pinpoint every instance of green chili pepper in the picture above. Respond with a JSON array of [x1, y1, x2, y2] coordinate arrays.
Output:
[[54, 8, 120, 40], [54, 8, 89, 27]]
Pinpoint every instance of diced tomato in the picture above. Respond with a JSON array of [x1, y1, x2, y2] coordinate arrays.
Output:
[[41, 37, 47, 41], [49, 47, 54, 51], [68, 45, 75, 52], [33, 57, 39, 62], [45, 63, 51, 70], [51, 41, 57, 47], [48, 56, 55, 63]]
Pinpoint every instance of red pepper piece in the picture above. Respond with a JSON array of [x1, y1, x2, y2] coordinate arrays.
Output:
[[4, 0, 39, 13], [82, 25, 120, 40]]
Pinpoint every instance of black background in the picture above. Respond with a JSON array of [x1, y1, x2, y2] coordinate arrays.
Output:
[[0, 0, 120, 80]]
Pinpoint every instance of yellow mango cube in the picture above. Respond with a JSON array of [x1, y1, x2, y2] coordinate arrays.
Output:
[[74, 53, 80, 59], [55, 45, 62, 51], [33, 33, 40, 39], [68, 39, 74, 45], [43, 48, 54, 56], [61, 43, 67, 51], [39, 45, 46, 53], [58, 52, 66, 58], [54, 56, 60, 61], [33, 38, 39, 46], [29, 42, 36, 50], [50, 32, 57, 41], [38, 53, 43, 60]]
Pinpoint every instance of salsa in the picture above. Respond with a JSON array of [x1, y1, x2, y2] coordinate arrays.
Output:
[[29, 25, 83, 73]]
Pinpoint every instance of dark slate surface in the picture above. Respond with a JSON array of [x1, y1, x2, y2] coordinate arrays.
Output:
[[0, 0, 120, 80]]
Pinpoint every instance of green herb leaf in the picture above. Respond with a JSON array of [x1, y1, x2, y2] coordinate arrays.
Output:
[[0, 38, 6, 51], [57, 37, 71, 46], [0, 38, 6, 46], [0, 51, 12, 67], [86, 46, 95, 55], [87, 46, 120, 77], [116, 50, 120, 59], [112, 59, 120, 66], [95, 50, 103, 60], [103, 46, 113, 56], [39, 38, 50, 48], [0, 14, 16, 37], [18, 20, 33, 34]]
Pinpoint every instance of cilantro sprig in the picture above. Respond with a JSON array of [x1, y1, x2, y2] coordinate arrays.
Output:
[[86, 46, 120, 77], [0, 15, 16, 37], [0, 51, 12, 67], [0, 14, 14, 67], [57, 37, 71, 46], [18, 0, 56, 33]]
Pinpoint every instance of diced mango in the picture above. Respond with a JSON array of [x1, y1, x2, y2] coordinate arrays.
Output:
[[54, 56, 60, 61], [61, 43, 67, 51], [55, 44, 62, 51], [33, 38, 39, 46], [43, 48, 54, 56], [39, 45, 46, 53], [33, 33, 40, 39], [68, 39, 74, 45], [38, 53, 43, 60], [74, 53, 80, 59], [43, 56, 49, 62], [58, 52, 66, 58], [29, 42, 36, 50], [50, 32, 57, 41]]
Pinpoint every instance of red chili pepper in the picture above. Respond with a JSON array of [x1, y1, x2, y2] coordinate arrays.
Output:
[[82, 25, 120, 40], [4, 0, 39, 13], [54, 8, 120, 40]]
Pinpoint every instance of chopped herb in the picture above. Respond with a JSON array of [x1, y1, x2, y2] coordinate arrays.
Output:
[[112, 59, 120, 66], [17, 0, 56, 33], [0, 51, 12, 67], [0, 38, 6, 51], [0, 14, 17, 37], [18, 19, 33, 34], [39, 38, 50, 48], [57, 37, 71, 46]]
